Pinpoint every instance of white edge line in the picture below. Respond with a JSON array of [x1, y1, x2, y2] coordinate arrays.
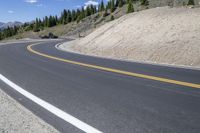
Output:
[[0, 74, 102, 133]]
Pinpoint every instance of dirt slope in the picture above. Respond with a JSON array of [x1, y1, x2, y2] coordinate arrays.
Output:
[[62, 7, 200, 68]]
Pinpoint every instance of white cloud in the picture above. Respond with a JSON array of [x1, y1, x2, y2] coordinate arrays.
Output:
[[8, 10, 14, 14], [25, 0, 38, 4], [85, 0, 98, 7], [84, 0, 99, 9]]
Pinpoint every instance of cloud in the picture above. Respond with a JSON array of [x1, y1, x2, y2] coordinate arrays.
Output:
[[84, 0, 99, 9], [85, 0, 99, 6], [8, 10, 14, 14], [24, 0, 38, 4]]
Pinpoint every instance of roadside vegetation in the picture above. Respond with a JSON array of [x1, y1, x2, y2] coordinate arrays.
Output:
[[0, 0, 145, 40], [0, 0, 196, 41]]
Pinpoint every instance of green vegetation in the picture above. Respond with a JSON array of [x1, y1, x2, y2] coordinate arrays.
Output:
[[140, 0, 149, 6], [118, 0, 125, 7], [0, 26, 19, 40], [187, 0, 195, 5], [0, 0, 149, 41], [127, 0, 134, 13], [110, 15, 115, 21]]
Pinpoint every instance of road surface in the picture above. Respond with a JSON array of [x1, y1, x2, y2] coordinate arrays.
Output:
[[0, 40, 200, 133]]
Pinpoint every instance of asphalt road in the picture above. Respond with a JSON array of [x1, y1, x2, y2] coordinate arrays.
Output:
[[0, 40, 200, 133]]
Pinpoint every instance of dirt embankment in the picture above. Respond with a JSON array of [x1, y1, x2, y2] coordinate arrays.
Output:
[[61, 7, 200, 68]]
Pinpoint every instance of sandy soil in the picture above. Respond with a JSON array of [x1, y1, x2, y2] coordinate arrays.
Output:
[[0, 89, 59, 133], [62, 7, 200, 68]]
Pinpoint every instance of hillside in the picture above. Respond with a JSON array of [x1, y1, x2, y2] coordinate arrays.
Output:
[[60, 6, 200, 68], [0, 22, 4, 27], [5, 0, 199, 40]]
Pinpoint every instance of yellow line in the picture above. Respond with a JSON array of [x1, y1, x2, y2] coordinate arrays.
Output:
[[27, 43, 200, 89]]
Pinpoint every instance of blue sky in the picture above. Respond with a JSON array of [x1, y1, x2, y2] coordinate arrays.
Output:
[[0, 0, 107, 23]]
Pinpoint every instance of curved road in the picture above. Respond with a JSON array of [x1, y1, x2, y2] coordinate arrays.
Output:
[[0, 40, 200, 133]]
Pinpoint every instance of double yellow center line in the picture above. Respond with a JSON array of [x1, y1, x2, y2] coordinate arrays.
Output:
[[27, 43, 200, 89]]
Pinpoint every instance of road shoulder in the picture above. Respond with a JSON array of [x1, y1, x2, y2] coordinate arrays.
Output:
[[0, 88, 59, 133]]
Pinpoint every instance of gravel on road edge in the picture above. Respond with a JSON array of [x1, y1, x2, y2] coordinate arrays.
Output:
[[0, 88, 59, 133]]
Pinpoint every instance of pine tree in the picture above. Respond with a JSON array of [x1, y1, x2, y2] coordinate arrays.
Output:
[[76, 9, 81, 21], [140, 0, 149, 6], [33, 18, 40, 32], [127, 0, 134, 13], [67, 10, 72, 23], [85, 6, 91, 16], [44, 16, 48, 27], [100, 0, 105, 11], [55, 15, 58, 24], [187, 0, 195, 5], [71, 10, 76, 21], [62, 9, 68, 24], [110, 15, 115, 21], [119, 0, 124, 7], [115, 0, 119, 7], [93, 5, 97, 14], [111, 0, 116, 13], [13, 26, 18, 35], [103, 8, 109, 17], [81, 7, 85, 19], [0, 32, 2, 40], [107, 1, 111, 10]]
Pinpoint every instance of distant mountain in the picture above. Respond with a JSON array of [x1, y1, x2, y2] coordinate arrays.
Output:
[[0, 21, 23, 30], [0, 22, 4, 27]]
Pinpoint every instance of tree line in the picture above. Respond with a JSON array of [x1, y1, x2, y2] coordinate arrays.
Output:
[[5, 0, 191, 40]]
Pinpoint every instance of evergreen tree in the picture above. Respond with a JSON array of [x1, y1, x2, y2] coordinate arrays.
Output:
[[127, 0, 134, 13], [85, 6, 92, 16], [62, 9, 68, 24], [81, 7, 86, 19], [111, 0, 116, 12], [44, 16, 49, 27], [110, 15, 115, 21], [107, 1, 111, 10], [13, 26, 18, 34], [115, 0, 119, 7], [76, 9, 81, 20], [119, 0, 124, 7], [187, 0, 195, 5], [103, 8, 109, 17], [67, 10, 72, 23], [71, 10, 76, 21], [48, 15, 54, 27], [100, 0, 105, 11], [140, 0, 149, 6], [0, 32, 2, 40], [33, 18, 40, 32], [55, 15, 58, 24]]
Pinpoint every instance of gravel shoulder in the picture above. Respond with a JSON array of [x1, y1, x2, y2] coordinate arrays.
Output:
[[0, 89, 59, 133]]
